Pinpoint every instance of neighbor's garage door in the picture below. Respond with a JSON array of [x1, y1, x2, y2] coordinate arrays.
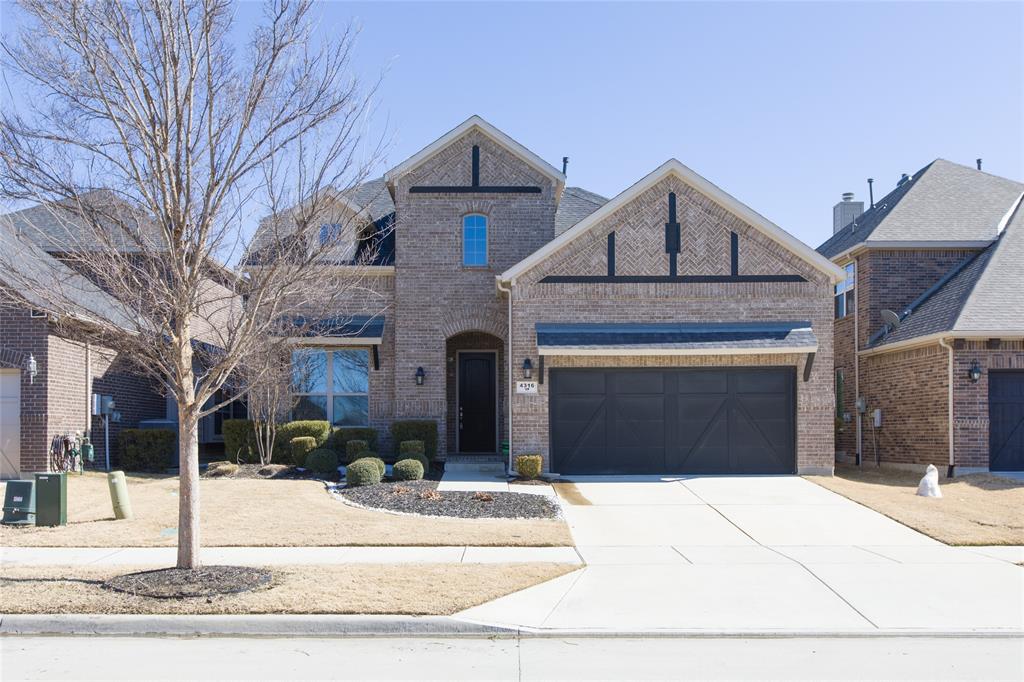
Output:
[[989, 371, 1024, 472], [549, 367, 796, 475]]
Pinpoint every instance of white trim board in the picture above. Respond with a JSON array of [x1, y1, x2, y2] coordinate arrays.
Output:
[[499, 159, 845, 284], [384, 115, 565, 192]]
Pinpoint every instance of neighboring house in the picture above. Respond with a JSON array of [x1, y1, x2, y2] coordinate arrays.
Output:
[[817, 159, 1024, 474], [263, 116, 842, 475], [0, 197, 241, 478]]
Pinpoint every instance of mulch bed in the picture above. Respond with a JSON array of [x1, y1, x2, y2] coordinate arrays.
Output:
[[103, 565, 273, 599], [338, 479, 560, 520], [201, 463, 316, 480]]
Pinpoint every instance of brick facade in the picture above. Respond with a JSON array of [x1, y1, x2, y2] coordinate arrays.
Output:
[[508, 174, 835, 474], [390, 129, 556, 457], [1, 300, 165, 475], [829, 247, 1014, 472]]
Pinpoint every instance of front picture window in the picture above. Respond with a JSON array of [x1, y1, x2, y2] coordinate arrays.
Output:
[[291, 348, 369, 425]]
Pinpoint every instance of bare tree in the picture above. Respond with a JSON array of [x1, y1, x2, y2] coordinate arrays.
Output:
[[240, 345, 302, 467], [0, 0, 391, 569]]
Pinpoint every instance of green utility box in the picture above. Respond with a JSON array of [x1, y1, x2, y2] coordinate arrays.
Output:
[[2, 480, 35, 524], [34, 472, 67, 526]]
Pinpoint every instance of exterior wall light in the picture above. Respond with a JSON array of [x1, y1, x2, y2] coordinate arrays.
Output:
[[26, 353, 37, 384], [415, 367, 425, 386], [522, 358, 533, 380], [968, 360, 982, 383]]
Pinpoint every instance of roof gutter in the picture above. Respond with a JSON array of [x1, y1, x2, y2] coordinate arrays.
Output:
[[859, 331, 1024, 357], [824, 240, 993, 265]]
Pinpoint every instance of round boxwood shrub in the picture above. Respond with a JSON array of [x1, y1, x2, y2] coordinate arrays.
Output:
[[346, 458, 382, 487], [409, 452, 430, 474], [360, 454, 385, 478], [304, 448, 339, 476], [399, 440, 425, 458], [345, 439, 369, 463], [515, 454, 543, 480], [392, 458, 424, 481], [290, 436, 317, 466]]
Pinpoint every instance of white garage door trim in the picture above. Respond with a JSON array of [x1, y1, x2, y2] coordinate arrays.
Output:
[[0, 369, 22, 480]]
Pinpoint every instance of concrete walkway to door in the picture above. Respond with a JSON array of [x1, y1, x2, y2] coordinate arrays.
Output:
[[456, 476, 1024, 633]]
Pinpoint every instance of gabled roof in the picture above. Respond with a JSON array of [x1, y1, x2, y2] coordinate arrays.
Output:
[[384, 115, 566, 192], [555, 187, 608, 236], [872, 194, 1024, 348], [818, 159, 1024, 259], [0, 220, 138, 330], [500, 159, 845, 283]]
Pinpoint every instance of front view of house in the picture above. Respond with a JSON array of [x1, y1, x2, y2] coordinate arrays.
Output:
[[277, 116, 843, 475]]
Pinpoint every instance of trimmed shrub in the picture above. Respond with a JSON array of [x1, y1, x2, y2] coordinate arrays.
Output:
[[289, 436, 317, 466], [345, 440, 370, 463], [391, 421, 438, 460], [515, 454, 543, 480], [410, 452, 430, 473], [275, 421, 330, 460], [361, 455, 386, 478], [346, 458, 382, 487], [118, 429, 176, 471], [304, 448, 339, 476], [393, 458, 424, 481], [399, 440, 425, 457], [222, 419, 255, 463], [326, 427, 379, 456]]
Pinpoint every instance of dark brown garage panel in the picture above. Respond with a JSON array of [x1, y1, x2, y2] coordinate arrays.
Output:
[[989, 371, 1024, 472], [549, 367, 796, 475]]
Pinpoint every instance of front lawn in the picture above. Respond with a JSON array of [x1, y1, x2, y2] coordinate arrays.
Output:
[[0, 563, 578, 615], [0, 472, 572, 547], [808, 465, 1024, 545]]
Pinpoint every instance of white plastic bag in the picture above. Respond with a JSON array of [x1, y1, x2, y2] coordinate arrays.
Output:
[[916, 464, 942, 498]]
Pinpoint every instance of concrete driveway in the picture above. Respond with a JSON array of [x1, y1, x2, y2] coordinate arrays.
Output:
[[457, 476, 1024, 633]]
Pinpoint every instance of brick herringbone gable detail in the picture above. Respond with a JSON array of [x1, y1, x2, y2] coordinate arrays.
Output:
[[525, 176, 827, 284], [404, 129, 546, 189]]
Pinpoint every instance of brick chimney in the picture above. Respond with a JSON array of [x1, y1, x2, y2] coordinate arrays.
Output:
[[833, 192, 864, 234]]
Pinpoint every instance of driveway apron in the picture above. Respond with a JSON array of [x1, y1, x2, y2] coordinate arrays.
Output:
[[456, 476, 1024, 633]]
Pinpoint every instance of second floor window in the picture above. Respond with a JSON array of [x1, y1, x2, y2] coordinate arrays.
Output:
[[319, 223, 343, 246], [835, 262, 855, 319], [463, 214, 488, 266]]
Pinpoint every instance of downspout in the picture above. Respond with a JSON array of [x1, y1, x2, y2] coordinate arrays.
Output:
[[938, 337, 955, 477], [496, 277, 514, 475], [85, 343, 92, 439], [853, 258, 861, 466]]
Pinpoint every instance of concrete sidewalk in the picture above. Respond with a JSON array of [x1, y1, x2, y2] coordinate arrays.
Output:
[[0, 545, 582, 566]]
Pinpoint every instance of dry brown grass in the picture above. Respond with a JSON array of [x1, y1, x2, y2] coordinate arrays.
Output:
[[0, 473, 572, 548], [809, 466, 1024, 545], [0, 563, 578, 615]]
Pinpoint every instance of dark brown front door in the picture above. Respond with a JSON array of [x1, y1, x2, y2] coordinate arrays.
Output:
[[458, 352, 497, 453]]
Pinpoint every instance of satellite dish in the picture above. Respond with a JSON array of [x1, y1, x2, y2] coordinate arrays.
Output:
[[881, 309, 901, 331]]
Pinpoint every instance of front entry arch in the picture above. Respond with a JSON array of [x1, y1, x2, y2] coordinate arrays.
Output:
[[446, 332, 503, 455]]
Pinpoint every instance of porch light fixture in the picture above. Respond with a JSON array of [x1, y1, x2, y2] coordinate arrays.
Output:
[[522, 358, 533, 380], [968, 360, 982, 383], [25, 353, 37, 384], [415, 367, 425, 386]]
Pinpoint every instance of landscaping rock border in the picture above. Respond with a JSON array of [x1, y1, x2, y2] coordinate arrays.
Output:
[[337, 480, 560, 520]]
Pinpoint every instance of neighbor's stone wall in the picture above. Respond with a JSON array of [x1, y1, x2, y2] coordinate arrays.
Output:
[[393, 128, 557, 457], [509, 174, 835, 474]]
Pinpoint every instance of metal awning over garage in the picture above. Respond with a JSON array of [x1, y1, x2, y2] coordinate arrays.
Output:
[[535, 322, 817, 355]]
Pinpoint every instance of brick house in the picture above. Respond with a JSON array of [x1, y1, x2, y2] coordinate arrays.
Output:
[[0, 199, 239, 478], [267, 116, 843, 475], [817, 159, 1024, 474]]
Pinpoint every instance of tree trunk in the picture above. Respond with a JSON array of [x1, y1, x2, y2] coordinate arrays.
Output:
[[177, 411, 201, 568]]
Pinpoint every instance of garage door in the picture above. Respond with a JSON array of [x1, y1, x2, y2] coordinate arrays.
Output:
[[990, 371, 1024, 472], [0, 369, 21, 480], [550, 367, 796, 475]]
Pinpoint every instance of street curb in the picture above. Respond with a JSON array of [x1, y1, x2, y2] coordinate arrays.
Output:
[[2, 615, 1022, 639]]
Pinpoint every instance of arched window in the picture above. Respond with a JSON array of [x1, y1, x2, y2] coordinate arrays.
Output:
[[462, 214, 488, 266]]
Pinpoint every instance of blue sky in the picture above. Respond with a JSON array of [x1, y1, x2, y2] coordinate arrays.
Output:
[[308, 0, 1023, 247], [3, 1, 1022, 249]]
